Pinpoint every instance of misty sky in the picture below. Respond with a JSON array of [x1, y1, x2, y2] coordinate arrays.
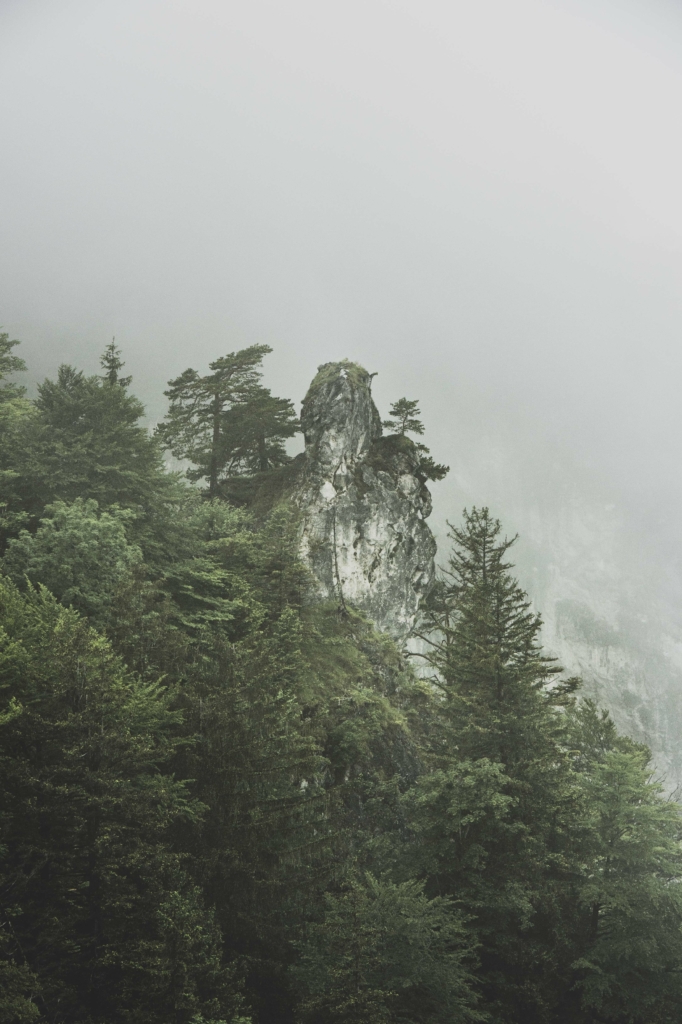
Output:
[[2, 0, 682, 550]]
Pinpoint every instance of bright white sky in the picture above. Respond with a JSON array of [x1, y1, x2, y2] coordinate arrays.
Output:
[[2, 0, 682, 545]]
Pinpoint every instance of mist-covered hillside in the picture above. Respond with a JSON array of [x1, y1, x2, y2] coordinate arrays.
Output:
[[1, 336, 682, 1024], [430, 431, 682, 793]]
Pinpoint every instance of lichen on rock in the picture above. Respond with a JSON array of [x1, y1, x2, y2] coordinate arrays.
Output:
[[296, 360, 437, 642]]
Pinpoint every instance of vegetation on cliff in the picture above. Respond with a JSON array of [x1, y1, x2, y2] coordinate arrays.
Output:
[[0, 339, 680, 1024]]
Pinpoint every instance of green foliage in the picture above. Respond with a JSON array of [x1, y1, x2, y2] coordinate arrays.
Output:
[[28, 363, 164, 508], [0, 333, 27, 405], [100, 339, 133, 388], [418, 509, 572, 762], [382, 397, 424, 437], [2, 498, 142, 623], [0, 931, 41, 1024], [304, 360, 371, 400], [0, 334, 31, 542], [414, 446, 450, 482], [0, 579, 246, 1023], [0, 343, 181, 562], [0, 336, 680, 1024], [292, 871, 481, 1024], [382, 398, 449, 481], [562, 701, 682, 1022], [408, 509, 584, 1021], [158, 346, 300, 497]]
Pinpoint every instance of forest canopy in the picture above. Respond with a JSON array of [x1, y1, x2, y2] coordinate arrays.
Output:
[[0, 337, 680, 1024]]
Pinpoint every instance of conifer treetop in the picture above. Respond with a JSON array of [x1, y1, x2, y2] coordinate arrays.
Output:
[[100, 340, 132, 388], [383, 397, 425, 437]]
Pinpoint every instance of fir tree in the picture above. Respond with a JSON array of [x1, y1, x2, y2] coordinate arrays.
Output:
[[1, 337, 682, 1024], [99, 339, 132, 388], [418, 507, 570, 764]]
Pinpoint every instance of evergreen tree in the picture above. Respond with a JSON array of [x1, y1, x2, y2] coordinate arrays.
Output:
[[0, 578, 249, 1023], [381, 397, 448, 483], [2, 344, 182, 561], [558, 701, 682, 1023], [0, 333, 27, 405], [99, 339, 132, 388], [415, 451, 450, 483], [407, 508, 580, 1022], [292, 871, 481, 1024], [0, 334, 31, 542], [2, 498, 142, 625], [158, 505, 423, 1022], [2, 335, 682, 1024], [157, 346, 299, 497], [418, 507, 570, 765], [382, 398, 424, 437]]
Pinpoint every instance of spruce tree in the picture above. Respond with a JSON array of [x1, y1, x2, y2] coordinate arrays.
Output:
[[407, 508, 580, 1022], [2, 344, 182, 562], [0, 333, 27, 405], [99, 339, 132, 387], [419, 507, 570, 765]]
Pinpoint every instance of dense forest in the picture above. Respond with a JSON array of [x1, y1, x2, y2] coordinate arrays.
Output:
[[0, 334, 681, 1024]]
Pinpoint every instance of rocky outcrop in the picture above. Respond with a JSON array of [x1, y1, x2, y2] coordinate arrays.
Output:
[[296, 360, 436, 642]]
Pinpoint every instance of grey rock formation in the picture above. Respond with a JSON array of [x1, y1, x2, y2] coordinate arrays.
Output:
[[296, 360, 436, 641], [519, 498, 682, 794]]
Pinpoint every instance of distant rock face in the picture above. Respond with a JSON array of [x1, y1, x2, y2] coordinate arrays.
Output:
[[519, 499, 682, 795], [296, 360, 436, 641]]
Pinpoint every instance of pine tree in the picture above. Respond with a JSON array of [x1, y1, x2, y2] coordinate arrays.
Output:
[[382, 397, 449, 482], [382, 398, 424, 437], [419, 507, 570, 764], [157, 346, 299, 497]]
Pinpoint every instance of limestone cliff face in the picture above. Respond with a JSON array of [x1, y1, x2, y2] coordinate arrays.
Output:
[[296, 361, 436, 641]]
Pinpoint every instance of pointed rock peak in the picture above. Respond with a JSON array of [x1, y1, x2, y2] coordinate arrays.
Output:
[[301, 360, 382, 467], [296, 359, 436, 643]]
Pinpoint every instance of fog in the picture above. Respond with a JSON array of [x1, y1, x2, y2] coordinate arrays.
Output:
[[2, 0, 682, 560]]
